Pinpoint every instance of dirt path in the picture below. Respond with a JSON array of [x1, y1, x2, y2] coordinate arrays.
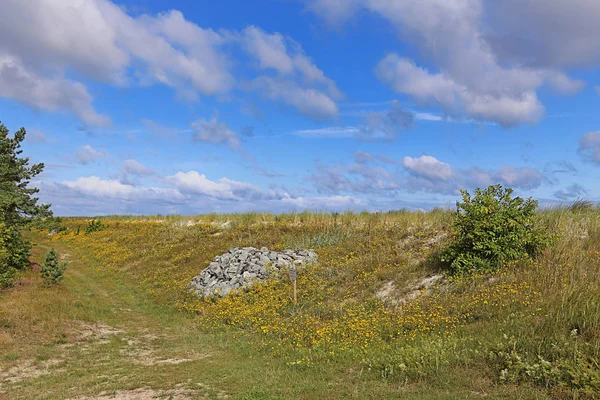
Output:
[[0, 240, 228, 400]]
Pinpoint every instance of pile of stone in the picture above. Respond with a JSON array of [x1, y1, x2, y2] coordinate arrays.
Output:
[[189, 247, 317, 298]]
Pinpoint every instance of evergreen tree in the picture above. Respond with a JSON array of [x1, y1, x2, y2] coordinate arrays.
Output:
[[0, 122, 52, 284]]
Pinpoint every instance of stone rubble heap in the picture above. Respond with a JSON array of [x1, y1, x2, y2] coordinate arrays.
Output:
[[189, 247, 317, 298]]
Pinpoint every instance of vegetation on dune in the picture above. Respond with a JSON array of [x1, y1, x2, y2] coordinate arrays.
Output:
[[31, 197, 600, 398], [41, 248, 68, 285], [441, 184, 553, 275]]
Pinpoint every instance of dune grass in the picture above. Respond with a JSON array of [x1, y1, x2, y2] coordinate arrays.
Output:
[[0, 207, 598, 398]]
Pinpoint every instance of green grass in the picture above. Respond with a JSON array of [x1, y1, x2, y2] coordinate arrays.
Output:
[[2, 207, 599, 398]]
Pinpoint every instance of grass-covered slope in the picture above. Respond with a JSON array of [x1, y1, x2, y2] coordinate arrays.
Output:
[[1, 208, 599, 399]]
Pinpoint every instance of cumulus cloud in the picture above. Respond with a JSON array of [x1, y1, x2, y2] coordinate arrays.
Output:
[[375, 55, 545, 127], [359, 100, 413, 140], [166, 171, 365, 210], [0, 1, 340, 124], [305, 0, 362, 27], [237, 26, 342, 119], [75, 145, 107, 165], [312, 154, 545, 196], [25, 129, 47, 144], [166, 171, 271, 201], [308, 0, 588, 126], [62, 176, 180, 201], [402, 155, 456, 182], [310, 161, 399, 194], [545, 161, 578, 175], [0, 56, 111, 126], [464, 166, 545, 191], [36, 170, 363, 215], [249, 76, 339, 119], [121, 159, 155, 177], [486, 0, 600, 69], [0, 2, 233, 93], [578, 131, 600, 164], [191, 117, 241, 150], [241, 26, 342, 98], [554, 183, 588, 201], [293, 101, 414, 139], [354, 151, 373, 164]]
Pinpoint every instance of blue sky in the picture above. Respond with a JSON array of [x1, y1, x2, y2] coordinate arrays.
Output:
[[1, 0, 600, 215]]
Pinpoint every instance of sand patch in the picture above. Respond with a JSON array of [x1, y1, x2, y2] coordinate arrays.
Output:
[[376, 274, 445, 307], [0, 358, 64, 385], [71, 383, 228, 399]]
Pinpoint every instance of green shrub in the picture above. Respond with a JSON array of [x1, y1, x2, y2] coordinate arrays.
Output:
[[32, 216, 68, 234], [41, 248, 68, 285], [441, 185, 552, 275], [0, 221, 29, 287], [85, 219, 104, 234], [0, 223, 17, 287]]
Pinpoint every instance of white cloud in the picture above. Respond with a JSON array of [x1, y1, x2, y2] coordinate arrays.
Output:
[[62, 177, 180, 202], [36, 171, 364, 215], [311, 162, 399, 194], [250, 76, 339, 119], [354, 151, 373, 164], [242, 27, 294, 75], [294, 101, 413, 139], [293, 126, 359, 138], [75, 145, 107, 164], [546, 72, 585, 95], [305, 0, 362, 26], [312, 154, 545, 196], [25, 129, 47, 144], [166, 171, 265, 201], [0, 1, 340, 124], [402, 155, 456, 182], [359, 100, 413, 140], [166, 170, 364, 210], [121, 159, 155, 176], [554, 184, 588, 201], [308, 0, 588, 126], [375, 55, 544, 127], [241, 26, 342, 99], [578, 131, 600, 164], [191, 117, 241, 150], [279, 195, 362, 210], [0, 56, 111, 126], [486, 0, 600, 69]]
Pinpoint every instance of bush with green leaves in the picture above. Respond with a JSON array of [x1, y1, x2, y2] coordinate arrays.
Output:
[[32, 216, 68, 234], [441, 185, 552, 275], [0, 222, 17, 287], [41, 248, 68, 285], [85, 219, 104, 234]]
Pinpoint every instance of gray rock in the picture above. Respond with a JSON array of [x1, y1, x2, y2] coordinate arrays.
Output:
[[189, 246, 318, 298]]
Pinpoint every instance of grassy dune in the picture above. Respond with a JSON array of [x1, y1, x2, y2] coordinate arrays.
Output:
[[0, 208, 599, 399]]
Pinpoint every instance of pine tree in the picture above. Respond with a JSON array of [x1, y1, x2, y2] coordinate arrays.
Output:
[[41, 248, 67, 285], [0, 122, 52, 284]]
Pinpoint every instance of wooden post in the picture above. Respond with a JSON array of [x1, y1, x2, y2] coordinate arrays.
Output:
[[293, 279, 297, 304], [290, 267, 297, 304]]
